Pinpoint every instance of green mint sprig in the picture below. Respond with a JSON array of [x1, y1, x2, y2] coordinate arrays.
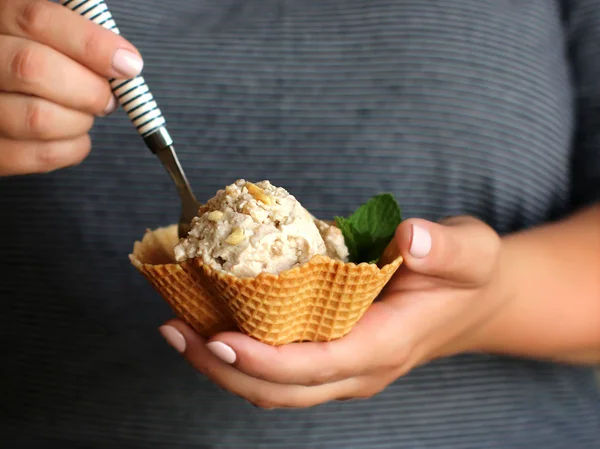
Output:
[[334, 193, 402, 264]]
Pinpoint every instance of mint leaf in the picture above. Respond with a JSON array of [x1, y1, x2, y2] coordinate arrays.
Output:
[[334, 193, 402, 264], [347, 194, 402, 239], [334, 217, 359, 262]]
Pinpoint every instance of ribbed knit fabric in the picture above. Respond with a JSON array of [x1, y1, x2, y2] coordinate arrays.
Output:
[[1, 1, 599, 448]]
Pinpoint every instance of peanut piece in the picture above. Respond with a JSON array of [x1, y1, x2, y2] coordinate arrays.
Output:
[[207, 210, 224, 221], [245, 182, 273, 205], [225, 227, 245, 245]]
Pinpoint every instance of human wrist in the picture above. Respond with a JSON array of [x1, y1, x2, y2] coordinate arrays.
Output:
[[462, 233, 518, 355]]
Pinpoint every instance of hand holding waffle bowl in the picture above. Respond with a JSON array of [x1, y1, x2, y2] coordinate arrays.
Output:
[[130, 179, 404, 346], [130, 180, 504, 410]]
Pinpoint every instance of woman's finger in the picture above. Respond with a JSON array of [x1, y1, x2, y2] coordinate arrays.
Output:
[[203, 301, 406, 386], [0, 34, 114, 115], [160, 320, 362, 409], [0, 134, 91, 176], [0, 0, 143, 79], [0, 92, 94, 141]]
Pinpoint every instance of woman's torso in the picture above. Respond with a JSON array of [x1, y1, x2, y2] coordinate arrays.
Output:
[[2, 1, 599, 447]]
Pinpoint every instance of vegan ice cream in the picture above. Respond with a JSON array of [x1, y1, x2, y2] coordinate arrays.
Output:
[[174, 179, 349, 277], [130, 182, 403, 344]]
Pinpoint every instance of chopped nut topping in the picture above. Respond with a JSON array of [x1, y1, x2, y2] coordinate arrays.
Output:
[[207, 210, 224, 221], [270, 239, 283, 256], [245, 182, 274, 205], [225, 227, 245, 245]]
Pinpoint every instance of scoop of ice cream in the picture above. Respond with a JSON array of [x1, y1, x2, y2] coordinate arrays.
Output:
[[314, 218, 350, 261], [173, 179, 349, 277]]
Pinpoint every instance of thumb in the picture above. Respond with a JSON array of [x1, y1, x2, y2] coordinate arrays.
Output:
[[394, 216, 501, 285]]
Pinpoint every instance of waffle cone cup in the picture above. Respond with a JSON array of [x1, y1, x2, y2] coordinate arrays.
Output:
[[129, 224, 403, 345]]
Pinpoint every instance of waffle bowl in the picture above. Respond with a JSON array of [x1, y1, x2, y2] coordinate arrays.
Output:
[[129, 224, 403, 345]]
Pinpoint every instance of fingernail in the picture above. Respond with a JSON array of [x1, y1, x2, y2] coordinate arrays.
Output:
[[103, 95, 118, 116], [206, 341, 237, 364], [159, 325, 186, 353], [410, 224, 432, 258], [112, 49, 144, 78]]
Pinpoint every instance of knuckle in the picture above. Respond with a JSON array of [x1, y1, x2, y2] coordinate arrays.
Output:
[[18, 1, 52, 36], [439, 215, 473, 226], [349, 377, 390, 401], [11, 44, 41, 85], [86, 83, 112, 114], [34, 135, 90, 173], [394, 341, 414, 368], [312, 344, 351, 383], [24, 100, 48, 137], [379, 357, 403, 374], [81, 28, 104, 61], [370, 351, 408, 380], [372, 340, 413, 376], [247, 387, 288, 410], [304, 375, 329, 387], [306, 365, 342, 386], [440, 233, 463, 271], [35, 144, 62, 173]]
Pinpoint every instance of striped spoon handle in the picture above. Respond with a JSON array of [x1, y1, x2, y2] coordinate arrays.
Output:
[[60, 0, 172, 153]]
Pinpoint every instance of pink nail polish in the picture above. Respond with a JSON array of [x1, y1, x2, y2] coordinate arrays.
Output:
[[112, 49, 144, 78], [159, 325, 186, 353], [103, 95, 118, 116], [206, 341, 237, 364], [409, 224, 432, 258]]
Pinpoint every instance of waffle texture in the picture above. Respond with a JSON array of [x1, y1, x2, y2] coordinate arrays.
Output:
[[130, 225, 402, 345]]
